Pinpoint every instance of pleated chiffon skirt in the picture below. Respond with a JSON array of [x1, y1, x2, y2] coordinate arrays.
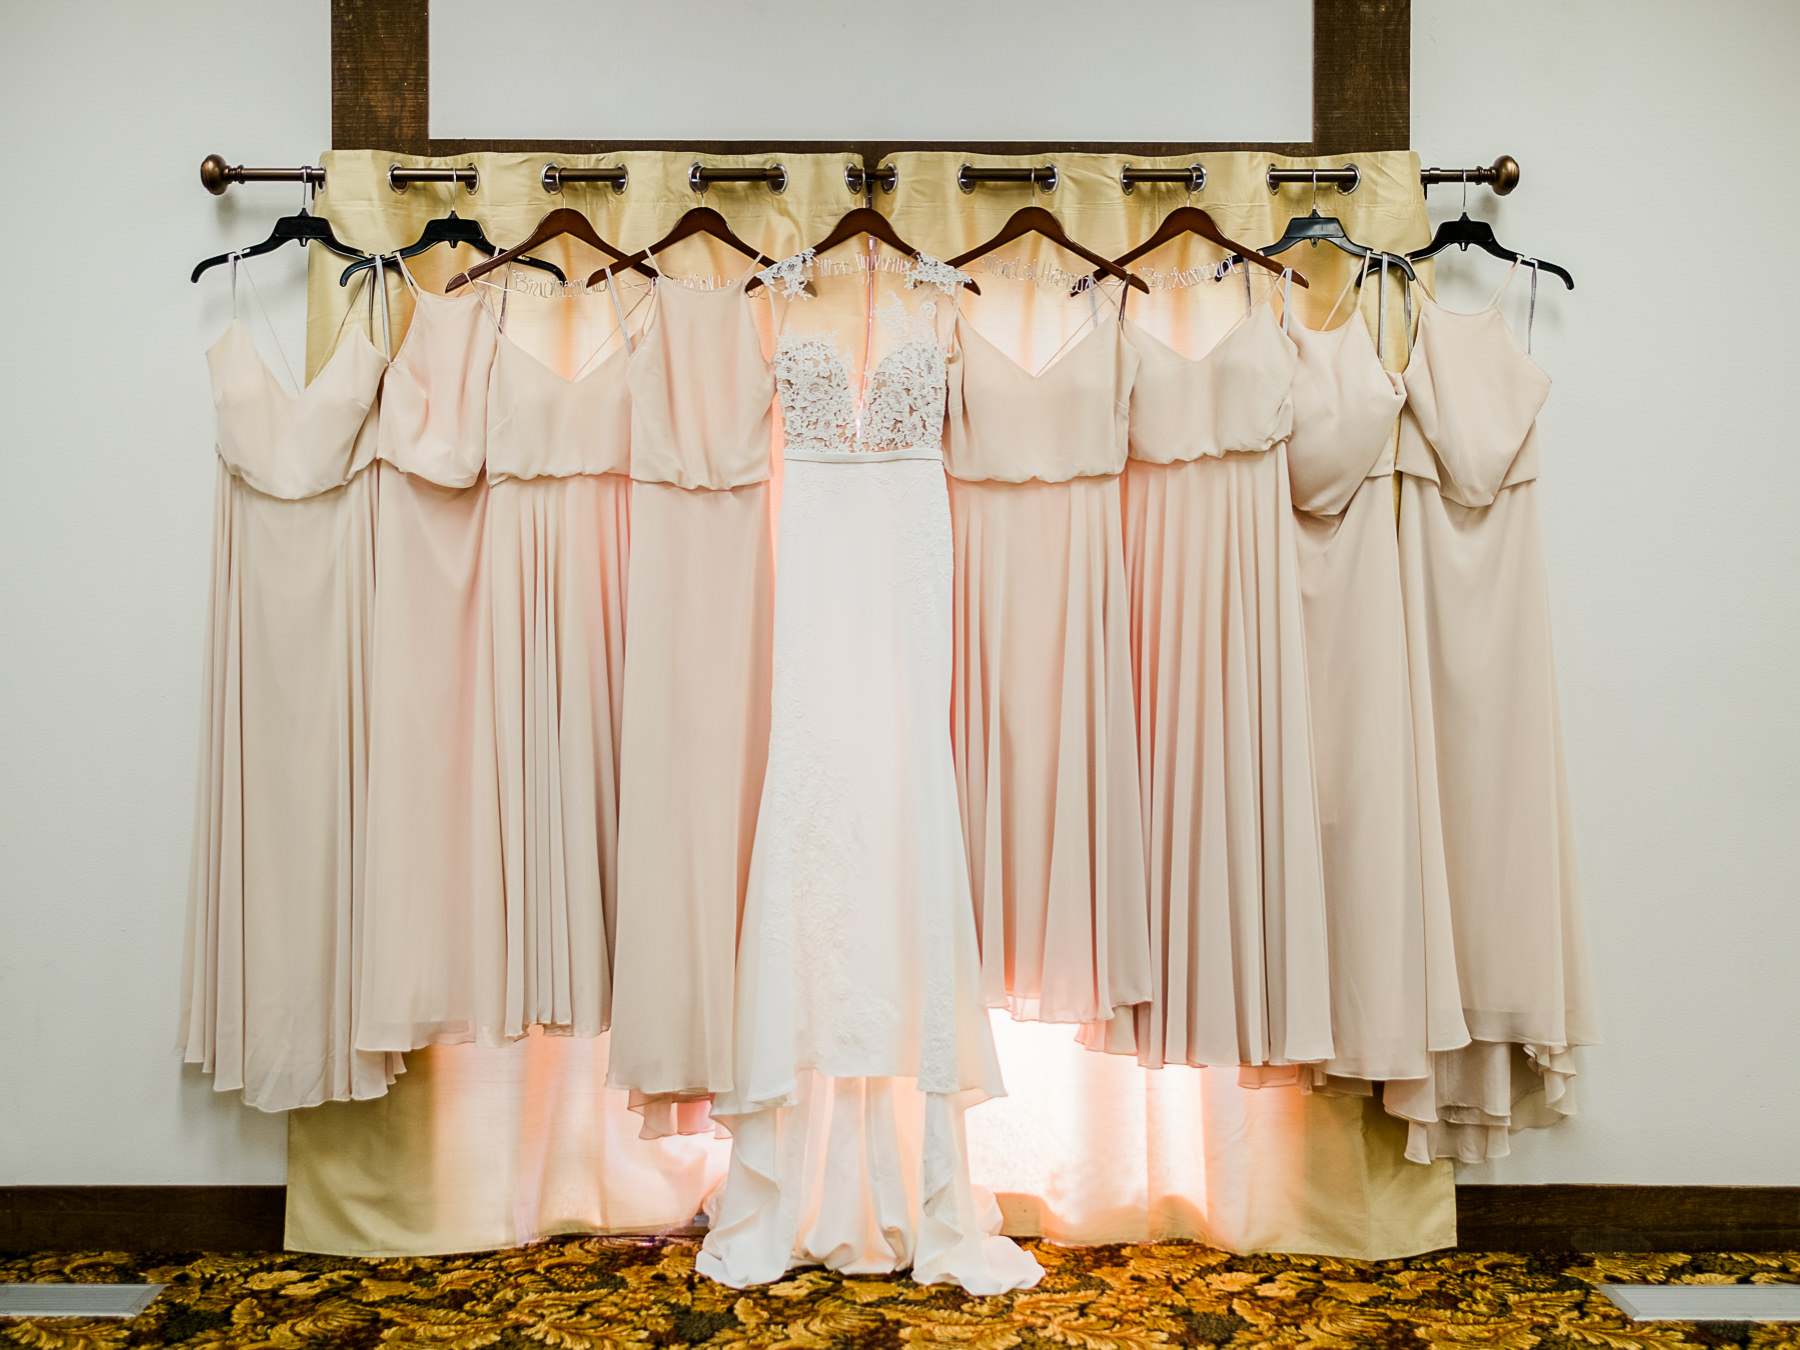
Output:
[[947, 473, 1151, 1029], [1290, 474, 1468, 1084], [488, 472, 631, 1039], [182, 462, 403, 1110], [608, 478, 773, 1133], [1114, 447, 1334, 1069], [357, 465, 510, 1050]]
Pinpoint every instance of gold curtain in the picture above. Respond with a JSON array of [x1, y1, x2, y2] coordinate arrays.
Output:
[[287, 146, 1451, 1260]]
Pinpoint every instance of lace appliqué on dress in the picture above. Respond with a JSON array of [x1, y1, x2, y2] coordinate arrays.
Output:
[[906, 253, 971, 296], [773, 298, 952, 457], [755, 248, 817, 299]]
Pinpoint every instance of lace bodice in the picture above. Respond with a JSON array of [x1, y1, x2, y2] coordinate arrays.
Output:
[[759, 250, 968, 460]]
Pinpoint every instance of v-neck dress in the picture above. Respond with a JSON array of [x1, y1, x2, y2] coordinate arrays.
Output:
[[183, 310, 403, 1110], [1105, 293, 1335, 1071], [1382, 275, 1598, 1162], [944, 294, 1153, 1034], [485, 285, 635, 1040]]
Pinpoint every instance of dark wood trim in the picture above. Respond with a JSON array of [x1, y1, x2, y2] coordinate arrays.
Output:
[[1456, 1186, 1800, 1253], [6, 1185, 1799, 1253], [1310, 0, 1409, 154], [330, 0, 1407, 158], [332, 0, 428, 154], [0, 1187, 286, 1253]]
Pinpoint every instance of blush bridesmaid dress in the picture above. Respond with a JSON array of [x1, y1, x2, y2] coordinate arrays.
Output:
[[1111, 268, 1334, 1072], [1283, 266, 1469, 1090], [608, 259, 776, 1135], [1384, 264, 1598, 1162], [944, 276, 1152, 1034], [183, 259, 402, 1109]]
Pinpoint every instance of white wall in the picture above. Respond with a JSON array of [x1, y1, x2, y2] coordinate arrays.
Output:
[[1, 1, 1794, 1188], [0, 1, 326, 1183], [1413, 0, 1800, 1183]]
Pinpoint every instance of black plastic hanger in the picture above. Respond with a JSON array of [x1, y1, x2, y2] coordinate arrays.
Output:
[[339, 211, 565, 286], [1260, 172, 1414, 282], [1407, 187, 1573, 290], [192, 182, 364, 283]]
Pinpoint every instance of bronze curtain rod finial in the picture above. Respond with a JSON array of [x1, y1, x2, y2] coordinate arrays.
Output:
[[1421, 155, 1519, 196]]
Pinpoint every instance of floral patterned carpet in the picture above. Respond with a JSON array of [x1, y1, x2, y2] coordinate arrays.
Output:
[[4, 1240, 1799, 1349]]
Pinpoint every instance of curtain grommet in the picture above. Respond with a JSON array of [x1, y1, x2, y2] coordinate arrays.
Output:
[[463, 164, 478, 196], [1338, 163, 1361, 194], [1119, 164, 1133, 195], [768, 164, 788, 194], [957, 163, 975, 194], [1039, 164, 1058, 193], [610, 164, 628, 195], [542, 162, 563, 194], [688, 161, 706, 193], [386, 162, 407, 194]]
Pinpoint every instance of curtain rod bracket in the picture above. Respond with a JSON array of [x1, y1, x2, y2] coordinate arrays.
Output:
[[845, 163, 898, 196]]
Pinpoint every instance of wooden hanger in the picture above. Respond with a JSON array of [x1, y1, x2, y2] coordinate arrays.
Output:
[[1105, 205, 1307, 289], [445, 207, 651, 292], [748, 206, 980, 294], [585, 207, 776, 289], [340, 210, 564, 286], [948, 206, 1149, 292]]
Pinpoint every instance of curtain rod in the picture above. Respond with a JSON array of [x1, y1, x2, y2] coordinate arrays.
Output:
[[199, 154, 1520, 198]]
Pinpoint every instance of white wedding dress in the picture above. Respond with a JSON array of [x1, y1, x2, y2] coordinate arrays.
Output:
[[697, 242, 1042, 1294]]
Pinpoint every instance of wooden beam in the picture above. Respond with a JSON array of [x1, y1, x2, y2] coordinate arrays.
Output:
[[1311, 0, 1410, 154], [332, 0, 428, 153]]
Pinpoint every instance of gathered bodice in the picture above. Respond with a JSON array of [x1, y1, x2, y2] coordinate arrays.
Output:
[[486, 289, 632, 483], [377, 286, 496, 489], [759, 247, 968, 463], [1398, 297, 1551, 509], [208, 323, 385, 500], [946, 309, 1136, 484], [1123, 301, 1295, 466], [626, 274, 773, 491], [1285, 314, 1406, 516]]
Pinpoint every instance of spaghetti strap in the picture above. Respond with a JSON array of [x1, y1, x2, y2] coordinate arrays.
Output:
[[330, 257, 393, 362], [1484, 258, 1521, 311], [394, 254, 422, 296], [233, 253, 304, 394], [601, 267, 634, 357]]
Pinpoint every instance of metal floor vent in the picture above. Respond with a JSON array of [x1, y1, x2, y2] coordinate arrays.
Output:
[[1602, 1284, 1800, 1322], [0, 1284, 164, 1319]]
